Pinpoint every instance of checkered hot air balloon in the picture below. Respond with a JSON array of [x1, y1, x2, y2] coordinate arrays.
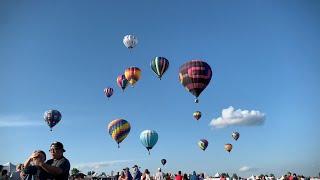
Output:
[[104, 87, 114, 100], [44, 110, 62, 131], [198, 139, 208, 151], [140, 130, 158, 155], [178, 60, 212, 103], [108, 119, 131, 148]]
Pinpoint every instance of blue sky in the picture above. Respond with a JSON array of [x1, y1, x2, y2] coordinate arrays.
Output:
[[1, 0, 320, 178]]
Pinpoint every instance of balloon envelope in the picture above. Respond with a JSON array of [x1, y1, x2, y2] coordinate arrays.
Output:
[[178, 60, 212, 103], [224, 143, 233, 152], [123, 35, 138, 49], [108, 119, 131, 148], [198, 139, 209, 151], [161, 159, 166, 165], [140, 130, 158, 154], [104, 87, 114, 99], [232, 132, 240, 141], [44, 110, 62, 131], [150, 57, 170, 80], [117, 74, 129, 92], [125, 67, 142, 87], [193, 111, 202, 121]]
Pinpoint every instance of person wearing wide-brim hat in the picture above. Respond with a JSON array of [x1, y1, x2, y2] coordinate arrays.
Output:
[[132, 165, 142, 180]]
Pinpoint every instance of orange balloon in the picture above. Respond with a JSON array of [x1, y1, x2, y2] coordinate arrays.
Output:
[[225, 143, 233, 153]]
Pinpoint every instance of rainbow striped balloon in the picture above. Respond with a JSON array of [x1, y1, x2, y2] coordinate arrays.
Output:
[[125, 66, 141, 87], [108, 119, 131, 148]]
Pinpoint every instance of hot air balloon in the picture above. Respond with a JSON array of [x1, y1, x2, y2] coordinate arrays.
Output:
[[125, 67, 142, 87], [178, 60, 212, 103], [150, 57, 170, 80], [232, 132, 240, 141], [44, 110, 62, 131], [104, 87, 114, 100], [161, 159, 166, 166], [123, 35, 138, 50], [140, 130, 158, 155], [117, 74, 129, 92], [224, 143, 233, 153], [108, 119, 131, 148], [193, 111, 202, 121], [198, 139, 208, 151]]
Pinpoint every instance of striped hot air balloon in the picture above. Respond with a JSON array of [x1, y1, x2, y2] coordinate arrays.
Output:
[[125, 66, 142, 87], [104, 87, 114, 100], [225, 143, 233, 153], [150, 57, 170, 80], [198, 139, 209, 151], [193, 111, 202, 121], [178, 60, 212, 103], [140, 130, 158, 155], [44, 110, 62, 131], [117, 74, 129, 92], [108, 119, 131, 148]]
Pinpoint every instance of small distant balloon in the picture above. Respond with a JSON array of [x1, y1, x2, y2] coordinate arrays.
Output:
[[232, 132, 240, 141], [161, 159, 166, 166], [150, 57, 170, 80], [104, 87, 113, 100], [44, 110, 62, 131], [117, 74, 129, 92], [224, 143, 233, 153], [193, 111, 202, 121], [198, 139, 208, 151], [123, 35, 138, 50]]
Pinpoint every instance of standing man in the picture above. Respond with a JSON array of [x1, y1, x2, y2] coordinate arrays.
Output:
[[9, 163, 23, 180], [132, 165, 141, 180], [32, 141, 70, 180], [155, 168, 165, 180]]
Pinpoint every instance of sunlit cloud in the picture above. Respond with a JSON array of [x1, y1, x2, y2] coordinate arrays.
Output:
[[209, 106, 266, 128], [239, 166, 257, 172], [0, 115, 43, 127], [73, 160, 133, 170]]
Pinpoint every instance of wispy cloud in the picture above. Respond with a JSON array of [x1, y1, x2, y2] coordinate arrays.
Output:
[[209, 106, 266, 128], [239, 166, 258, 172], [73, 160, 133, 170], [0, 115, 43, 127]]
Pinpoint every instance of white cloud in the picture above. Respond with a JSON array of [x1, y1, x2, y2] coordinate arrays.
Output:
[[209, 106, 266, 128], [239, 166, 257, 172], [73, 160, 133, 170], [0, 115, 43, 127]]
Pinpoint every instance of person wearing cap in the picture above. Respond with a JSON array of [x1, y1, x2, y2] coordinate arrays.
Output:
[[123, 167, 133, 180], [155, 168, 165, 180], [31, 141, 70, 180], [132, 165, 142, 180]]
